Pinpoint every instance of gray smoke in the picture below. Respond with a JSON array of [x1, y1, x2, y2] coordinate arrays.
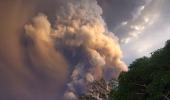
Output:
[[0, 0, 128, 100], [29, 0, 128, 99]]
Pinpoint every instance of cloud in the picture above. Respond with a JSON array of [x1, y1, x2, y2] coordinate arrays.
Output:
[[121, 0, 170, 64], [25, 13, 51, 42], [0, 2, 68, 99], [64, 91, 78, 100], [116, 0, 162, 44], [0, 0, 129, 99], [97, 0, 151, 31], [49, 0, 127, 98]]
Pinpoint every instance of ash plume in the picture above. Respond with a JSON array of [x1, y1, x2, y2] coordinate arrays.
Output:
[[47, 0, 128, 99], [0, 1, 68, 100], [0, 0, 127, 100]]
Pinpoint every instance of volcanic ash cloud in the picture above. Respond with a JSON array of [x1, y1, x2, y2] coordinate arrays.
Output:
[[25, 0, 128, 99]]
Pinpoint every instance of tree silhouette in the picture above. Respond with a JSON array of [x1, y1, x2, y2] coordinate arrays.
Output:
[[110, 40, 170, 100]]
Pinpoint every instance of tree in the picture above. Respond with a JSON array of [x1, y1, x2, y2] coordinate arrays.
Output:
[[110, 40, 170, 100]]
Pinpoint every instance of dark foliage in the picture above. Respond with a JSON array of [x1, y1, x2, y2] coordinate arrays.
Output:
[[110, 40, 170, 100]]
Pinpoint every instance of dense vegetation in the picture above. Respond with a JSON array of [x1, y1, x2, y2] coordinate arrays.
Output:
[[110, 40, 170, 100]]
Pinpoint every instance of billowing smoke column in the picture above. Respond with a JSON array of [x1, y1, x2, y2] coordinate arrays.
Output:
[[0, 0, 127, 99], [25, 0, 128, 99]]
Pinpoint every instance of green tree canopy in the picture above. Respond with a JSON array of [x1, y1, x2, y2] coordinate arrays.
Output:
[[110, 40, 170, 100]]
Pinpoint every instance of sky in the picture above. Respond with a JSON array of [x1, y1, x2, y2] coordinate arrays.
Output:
[[0, 0, 170, 100], [98, 0, 170, 64]]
